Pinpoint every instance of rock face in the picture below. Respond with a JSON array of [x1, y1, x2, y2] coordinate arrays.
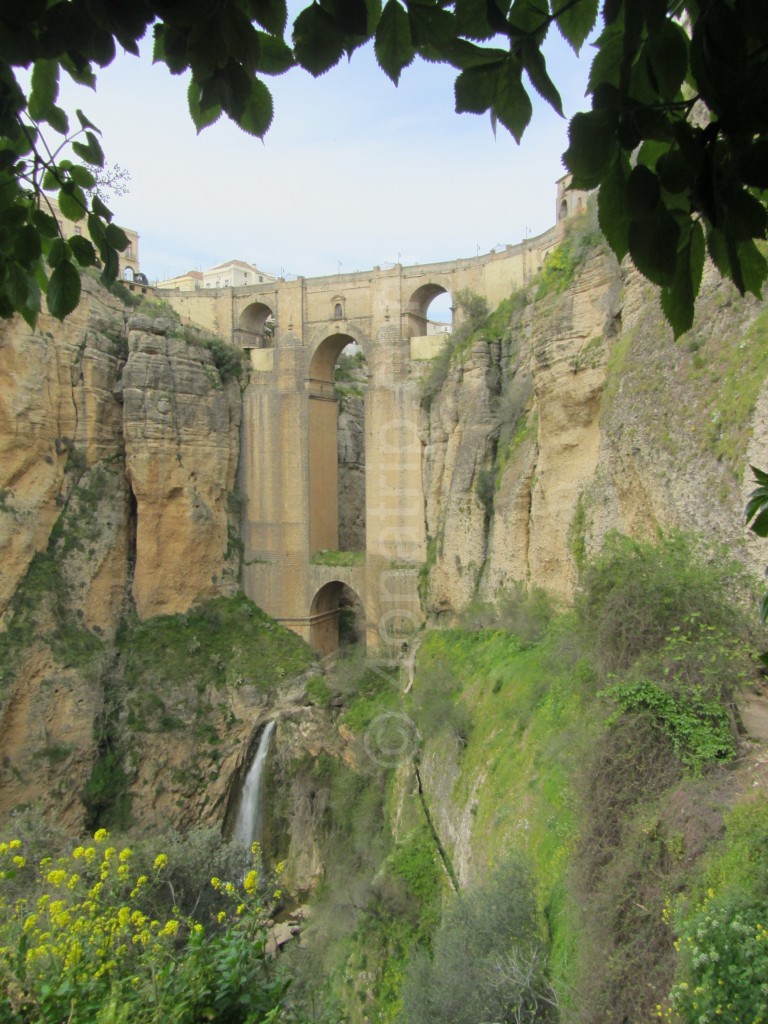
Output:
[[122, 318, 241, 617], [420, 228, 768, 620], [0, 281, 243, 831]]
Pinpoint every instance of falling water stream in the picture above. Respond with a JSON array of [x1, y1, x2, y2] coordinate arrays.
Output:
[[233, 720, 275, 849]]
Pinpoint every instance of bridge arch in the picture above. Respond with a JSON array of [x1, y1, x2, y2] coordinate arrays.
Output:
[[405, 281, 452, 337], [237, 301, 275, 348], [308, 324, 371, 383], [308, 330, 368, 554], [310, 581, 365, 654]]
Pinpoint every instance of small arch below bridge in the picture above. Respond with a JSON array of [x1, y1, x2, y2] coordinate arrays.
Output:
[[310, 581, 366, 655], [236, 301, 275, 349]]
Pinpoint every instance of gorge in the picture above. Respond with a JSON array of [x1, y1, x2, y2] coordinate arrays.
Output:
[[1, 208, 768, 1023]]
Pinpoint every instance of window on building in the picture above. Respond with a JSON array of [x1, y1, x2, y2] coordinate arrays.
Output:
[[334, 303, 343, 319], [259, 276, 263, 282]]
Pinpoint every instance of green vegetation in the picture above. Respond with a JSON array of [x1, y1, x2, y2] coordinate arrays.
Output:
[[420, 289, 490, 410], [121, 594, 315, 696], [535, 218, 604, 301], [404, 856, 556, 1024], [310, 549, 365, 567], [0, 829, 289, 1024], [664, 796, 768, 1023]]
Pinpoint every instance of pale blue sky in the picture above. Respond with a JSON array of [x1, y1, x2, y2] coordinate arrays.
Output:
[[55, 24, 593, 294]]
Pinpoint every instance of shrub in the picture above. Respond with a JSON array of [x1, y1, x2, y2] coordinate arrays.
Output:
[[0, 830, 288, 1024], [576, 531, 754, 680], [402, 854, 556, 1024], [667, 891, 768, 1024], [601, 622, 750, 774]]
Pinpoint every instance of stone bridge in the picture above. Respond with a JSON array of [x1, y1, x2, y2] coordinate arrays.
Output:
[[162, 221, 567, 653]]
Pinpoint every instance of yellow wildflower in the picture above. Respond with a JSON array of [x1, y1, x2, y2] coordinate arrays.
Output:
[[153, 854, 168, 871]]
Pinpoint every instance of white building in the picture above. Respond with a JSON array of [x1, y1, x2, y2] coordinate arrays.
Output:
[[157, 259, 276, 291]]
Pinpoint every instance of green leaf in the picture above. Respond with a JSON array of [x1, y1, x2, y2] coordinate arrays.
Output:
[[28, 60, 59, 121], [91, 195, 113, 222], [33, 209, 59, 238], [588, 22, 623, 92], [375, 0, 414, 84], [454, 0, 497, 41], [61, 57, 96, 89], [563, 110, 617, 189], [521, 42, 563, 116], [75, 109, 100, 132], [645, 19, 688, 100], [293, 4, 347, 75], [105, 223, 129, 251], [660, 220, 705, 338], [57, 184, 86, 222], [251, 0, 289, 36], [7, 262, 33, 310], [71, 130, 105, 167], [628, 206, 679, 287], [100, 246, 120, 286], [746, 486, 768, 535], [188, 81, 223, 133], [68, 235, 97, 267], [255, 32, 295, 75], [759, 592, 768, 624], [237, 78, 274, 138], [455, 64, 499, 115], [68, 165, 96, 190], [597, 155, 630, 261], [14, 223, 42, 264], [221, 8, 262, 72], [87, 212, 107, 249], [626, 164, 660, 218], [47, 238, 68, 269], [493, 58, 533, 142], [740, 141, 768, 190], [47, 260, 81, 320], [44, 104, 70, 136], [734, 238, 768, 299], [553, 0, 598, 53]]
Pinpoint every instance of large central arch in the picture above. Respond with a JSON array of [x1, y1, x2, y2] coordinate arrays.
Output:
[[307, 331, 368, 555]]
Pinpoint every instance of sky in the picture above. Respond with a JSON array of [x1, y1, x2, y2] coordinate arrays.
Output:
[[54, 20, 595, 308]]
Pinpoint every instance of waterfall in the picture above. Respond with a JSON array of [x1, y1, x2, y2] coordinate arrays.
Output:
[[233, 720, 275, 849]]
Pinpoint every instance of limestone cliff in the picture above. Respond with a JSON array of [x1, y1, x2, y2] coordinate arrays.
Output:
[[0, 281, 246, 831], [420, 220, 768, 619]]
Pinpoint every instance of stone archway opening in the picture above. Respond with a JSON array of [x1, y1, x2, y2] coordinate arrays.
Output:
[[405, 283, 452, 339], [237, 301, 275, 349], [308, 334, 368, 556], [310, 581, 366, 655]]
